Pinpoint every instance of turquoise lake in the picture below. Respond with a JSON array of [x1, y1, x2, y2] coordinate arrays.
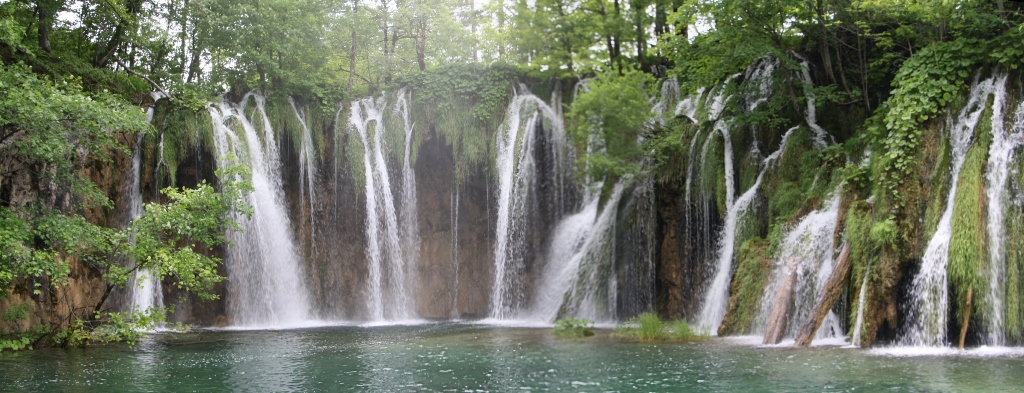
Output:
[[2, 324, 1024, 392]]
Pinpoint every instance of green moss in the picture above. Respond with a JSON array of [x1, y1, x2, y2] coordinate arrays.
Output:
[[769, 181, 803, 222], [346, 118, 368, 195], [718, 238, 773, 335], [697, 131, 728, 215], [651, 122, 698, 185], [146, 103, 215, 187], [845, 201, 878, 328], [923, 133, 953, 243], [406, 64, 520, 185], [1006, 152, 1024, 342], [947, 95, 994, 325]]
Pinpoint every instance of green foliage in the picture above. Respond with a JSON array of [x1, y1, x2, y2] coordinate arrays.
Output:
[[636, 312, 663, 340], [51, 307, 174, 349], [0, 325, 49, 352], [649, 122, 695, 185], [878, 38, 985, 206], [1005, 153, 1024, 342], [947, 94, 993, 324], [553, 318, 595, 339], [869, 218, 899, 247], [0, 62, 150, 208], [718, 238, 773, 335], [988, 23, 1024, 70], [406, 64, 520, 183], [111, 163, 253, 300], [615, 312, 708, 342], [568, 69, 653, 181], [2, 302, 32, 323], [769, 182, 804, 222]]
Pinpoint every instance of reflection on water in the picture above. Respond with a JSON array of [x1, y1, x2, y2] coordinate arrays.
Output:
[[3, 324, 1024, 392]]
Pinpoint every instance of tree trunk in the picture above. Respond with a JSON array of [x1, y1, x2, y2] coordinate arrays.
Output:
[[654, 0, 666, 37], [94, 0, 144, 67], [763, 257, 800, 345], [959, 286, 973, 350], [635, 17, 645, 71], [793, 243, 852, 347], [415, 22, 426, 71], [36, 2, 55, 53], [186, 38, 202, 83], [348, 1, 359, 94]]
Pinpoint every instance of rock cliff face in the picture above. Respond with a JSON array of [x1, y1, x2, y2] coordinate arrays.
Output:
[[0, 142, 129, 335], [412, 125, 494, 319]]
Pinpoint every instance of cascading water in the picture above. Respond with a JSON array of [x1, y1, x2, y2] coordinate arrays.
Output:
[[535, 182, 625, 323], [128, 92, 165, 314], [208, 92, 312, 327], [288, 97, 320, 254], [348, 95, 414, 321], [529, 180, 602, 322], [692, 60, 779, 331], [652, 78, 681, 126], [675, 87, 704, 123], [450, 187, 460, 319], [754, 189, 845, 340], [792, 53, 833, 148], [984, 79, 1023, 345], [698, 126, 797, 331], [490, 88, 569, 320], [851, 259, 873, 347], [394, 88, 421, 291], [902, 73, 1006, 346]]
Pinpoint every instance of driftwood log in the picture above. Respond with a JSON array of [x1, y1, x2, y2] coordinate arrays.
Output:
[[793, 243, 852, 347], [763, 257, 802, 345]]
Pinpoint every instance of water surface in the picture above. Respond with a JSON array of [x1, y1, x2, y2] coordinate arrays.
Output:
[[2, 324, 1023, 392]]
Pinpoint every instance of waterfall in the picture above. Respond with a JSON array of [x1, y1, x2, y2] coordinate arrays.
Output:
[[529, 182, 603, 322], [450, 187, 460, 319], [851, 260, 873, 347], [675, 87, 704, 123], [349, 95, 415, 321], [698, 126, 798, 331], [652, 78, 681, 126], [902, 74, 1005, 346], [692, 60, 780, 331], [984, 75, 1023, 345], [792, 53, 833, 148], [754, 189, 844, 340], [208, 92, 312, 327], [394, 88, 421, 292], [287, 97, 319, 255], [490, 89, 567, 320], [541, 182, 627, 323], [128, 92, 165, 315]]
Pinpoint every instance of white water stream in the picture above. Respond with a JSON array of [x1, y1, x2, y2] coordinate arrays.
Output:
[[349, 94, 416, 322], [209, 92, 311, 327], [903, 73, 1006, 346]]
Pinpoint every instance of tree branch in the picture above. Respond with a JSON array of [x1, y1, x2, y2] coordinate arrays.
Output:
[[116, 60, 176, 101]]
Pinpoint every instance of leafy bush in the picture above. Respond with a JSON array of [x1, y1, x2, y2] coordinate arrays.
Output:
[[637, 313, 663, 340], [553, 318, 595, 339], [615, 313, 708, 342], [567, 68, 653, 181]]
